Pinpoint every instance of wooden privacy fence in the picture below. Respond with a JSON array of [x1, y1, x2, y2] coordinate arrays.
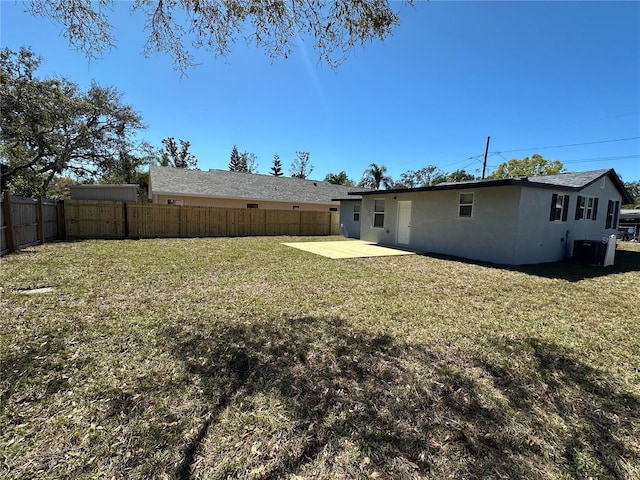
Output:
[[1, 193, 64, 256], [65, 200, 340, 239]]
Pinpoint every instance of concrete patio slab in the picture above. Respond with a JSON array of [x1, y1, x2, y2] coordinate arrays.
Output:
[[282, 240, 416, 259]]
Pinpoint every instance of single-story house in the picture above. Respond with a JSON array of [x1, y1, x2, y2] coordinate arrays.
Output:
[[149, 166, 363, 212], [347, 168, 632, 265]]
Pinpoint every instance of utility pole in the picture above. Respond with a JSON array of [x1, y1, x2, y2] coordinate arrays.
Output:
[[481, 136, 491, 179]]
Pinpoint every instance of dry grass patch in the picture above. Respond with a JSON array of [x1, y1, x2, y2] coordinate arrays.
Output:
[[1, 238, 639, 479]]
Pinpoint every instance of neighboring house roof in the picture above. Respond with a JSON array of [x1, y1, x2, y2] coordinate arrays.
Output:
[[620, 209, 640, 217], [351, 168, 633, 204], [149, 166, 364, 204]]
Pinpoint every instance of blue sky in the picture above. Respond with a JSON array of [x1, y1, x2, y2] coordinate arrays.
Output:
[[2, 1, 639, 183]]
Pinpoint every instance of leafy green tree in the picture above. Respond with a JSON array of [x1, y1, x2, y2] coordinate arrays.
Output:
[[623, 180, 640, 208], [46, 175, 78, 200], [1, 167, 47, 197], [446, 169, 476, 183], [100, 150, 152, 201], [430, 169, 476, 185], [359, 163, 392, 189], [160, 137, 197, 169], [25, 0, 409, 71], [290, 152, 313, 179], [1, 47, 145, 196], [488, 154, 564, 179], [324, 171, 354, 186], [101, 150, 150, 183], [398, 166, 443, 188], [270, 154, 283, 176]]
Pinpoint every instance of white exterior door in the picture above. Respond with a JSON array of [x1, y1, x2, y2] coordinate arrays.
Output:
[[397, 201, 412, 245]]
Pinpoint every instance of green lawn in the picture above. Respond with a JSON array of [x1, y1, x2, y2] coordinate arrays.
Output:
[[1, 237, 639, 479]]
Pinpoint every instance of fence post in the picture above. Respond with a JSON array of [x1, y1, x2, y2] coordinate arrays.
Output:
[[57, 200, 66, 240], [37, 197, 45, 245], [223, 208, 228, 236], [2, 192, 15, 252], [123, 202, 129, 238]]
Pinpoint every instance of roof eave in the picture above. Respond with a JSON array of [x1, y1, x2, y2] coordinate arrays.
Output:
[[351, 169, 634, 202], [151, 191, 339, 205], [351, 178, 526, 196], [606, 169, 634, 204]]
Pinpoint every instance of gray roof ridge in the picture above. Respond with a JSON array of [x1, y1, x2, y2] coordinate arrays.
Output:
[[149, 165, 364, 203]]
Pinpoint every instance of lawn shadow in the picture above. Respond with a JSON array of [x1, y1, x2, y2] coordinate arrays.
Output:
[[0, 327, 87, 412], [477, 337, 640, 479], [509, 248, 640, 281], [164, 317, 640, 479], [418, 247, 640, 282]]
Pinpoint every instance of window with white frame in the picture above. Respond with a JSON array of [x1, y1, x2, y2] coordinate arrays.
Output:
[[373, 199, 385, 228], [458, 192, 474, 217], [549, 193, 570, 222], [574, 195, 598, 221], [353, 204, 360, 222]]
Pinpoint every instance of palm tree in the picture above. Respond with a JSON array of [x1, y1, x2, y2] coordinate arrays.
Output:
[[324, 171, 354, 186], [360, 163, 392, 189]]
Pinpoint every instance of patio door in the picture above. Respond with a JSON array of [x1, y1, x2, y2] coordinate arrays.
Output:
[[397, 201, 412, 245]]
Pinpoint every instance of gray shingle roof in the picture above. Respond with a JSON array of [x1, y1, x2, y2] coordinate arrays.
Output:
[[433, 169, 612, 189], [354, 168, 632, 203], [149, 166, 364, 204], [525, 169, 611, 188]]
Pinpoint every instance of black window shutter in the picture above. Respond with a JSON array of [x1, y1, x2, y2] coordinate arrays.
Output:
[[592, 198, 598, 221], [562, 195, 570, 221], [549, 193, 558, 221], [613, 201, 620, 228], [605, 200, 612, 229], [575, 195, 583, 220]]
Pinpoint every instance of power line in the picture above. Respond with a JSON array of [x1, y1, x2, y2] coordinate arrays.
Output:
[[440, 155, 484, 170], [562, 154, 640, 164], [485, 154, 640, 171], [491, 136, 640, 155], [429, 137, 639, 174]]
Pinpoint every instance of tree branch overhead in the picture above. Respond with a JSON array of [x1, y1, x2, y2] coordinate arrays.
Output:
[[26, 0, 409, 71]]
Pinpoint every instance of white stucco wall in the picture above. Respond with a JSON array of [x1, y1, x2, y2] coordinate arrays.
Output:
[[360, 186, 523, 265], [513, 188, 572, 264], [359, 175, 625, 265], [514, 176, 624, 264], [338, 200, 361, 238]]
